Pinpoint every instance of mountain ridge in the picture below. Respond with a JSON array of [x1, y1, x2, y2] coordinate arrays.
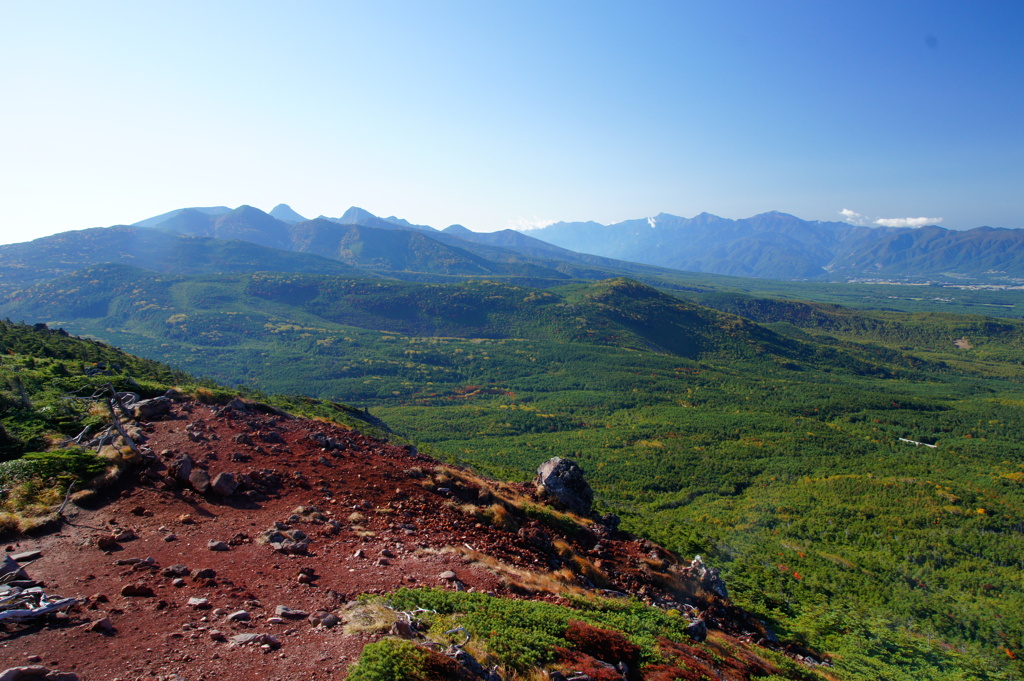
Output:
[[124, 204, 1024, 283], [524, 211, 1024, 282]]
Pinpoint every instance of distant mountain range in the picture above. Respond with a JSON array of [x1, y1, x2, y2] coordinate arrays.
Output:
[[111, 204, 700, 285], [2, 204, 1020, 285], [126, 204, 1024, 283], [525, 212, 1024, 282]]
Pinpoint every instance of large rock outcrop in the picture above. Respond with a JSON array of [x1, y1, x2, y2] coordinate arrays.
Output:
[[534, 457, 593, 517]]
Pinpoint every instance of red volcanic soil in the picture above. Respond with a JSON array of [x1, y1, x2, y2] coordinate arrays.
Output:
[[0, 398, 795, 680]]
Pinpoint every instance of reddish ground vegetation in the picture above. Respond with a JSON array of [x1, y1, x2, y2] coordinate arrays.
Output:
[[654, 635, 780, 681], [564, 619, 641, 669], [553, 647, 627, 681]]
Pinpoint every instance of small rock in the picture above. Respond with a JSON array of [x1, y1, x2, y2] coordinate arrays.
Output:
[[270, 540, 309, 555], [275, 605, 309, 620], [207, 540, 229, 552], [178, 513, 194, 524], [112, 524, 136, 540], [228, 532, 250, 546], [86, 617, 115, 634], [227, 610, 250, 622], [192, 568, 217, 580], [309, 611, 339, 629], [172, 578, 186, 587], [188, 597, 211, 609], [209, 629, 227, 642], [230, 633, 260, 645], [375, 558, 390, 567], [120, 583, 155, 598], [0, 666, 80, 681], [353, 549, 365, 559], [95, 535, 118, 551], [438, 570, 457, 581], [162, 564, 191, 577], [163, 533, 178, 542], [229, 632, 280, 649], [9, 550, 42, 563]]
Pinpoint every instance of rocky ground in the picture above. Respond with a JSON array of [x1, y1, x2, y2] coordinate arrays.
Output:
[[0, 397, 812, 680]]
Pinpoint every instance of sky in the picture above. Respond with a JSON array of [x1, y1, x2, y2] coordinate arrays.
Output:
[[1, 1, 1022, 245]]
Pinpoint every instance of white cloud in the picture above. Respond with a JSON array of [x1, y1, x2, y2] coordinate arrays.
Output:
[[840, 208, 872, 226], [840, 208, 943, 228], [873, 216, 943, 228], [507, 216, 557, 231]]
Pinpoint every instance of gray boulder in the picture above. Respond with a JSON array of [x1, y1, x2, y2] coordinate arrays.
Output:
[[170, 454, 193, 483], [132, 397, 172, 421], [189, 469, 211, 494], [534, 457, 594, 516], [211, 472, 238, 496]]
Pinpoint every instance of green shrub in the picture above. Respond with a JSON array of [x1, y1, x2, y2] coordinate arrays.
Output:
[[347, 639, 427, 681], [0, 449, 106, 487]]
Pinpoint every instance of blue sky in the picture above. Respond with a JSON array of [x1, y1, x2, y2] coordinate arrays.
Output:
[[1, 1, 1021, 244]]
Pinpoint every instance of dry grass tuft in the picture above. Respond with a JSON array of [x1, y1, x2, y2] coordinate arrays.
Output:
[[552, 539, 574, 559], [448, 545, 589, 598], [459, 503, 484, 520], [0, 512, 22, 536], [483, 503, 519, 532], [341, 601, 398, 635], [569, 554, 609, 587]]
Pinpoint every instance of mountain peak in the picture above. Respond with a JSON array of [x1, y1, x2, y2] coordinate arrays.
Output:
[[269, 203, 307, 224], [752, 210, 800, 220], [338, 206, 377, 224], [132, 206, 232, 228]]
